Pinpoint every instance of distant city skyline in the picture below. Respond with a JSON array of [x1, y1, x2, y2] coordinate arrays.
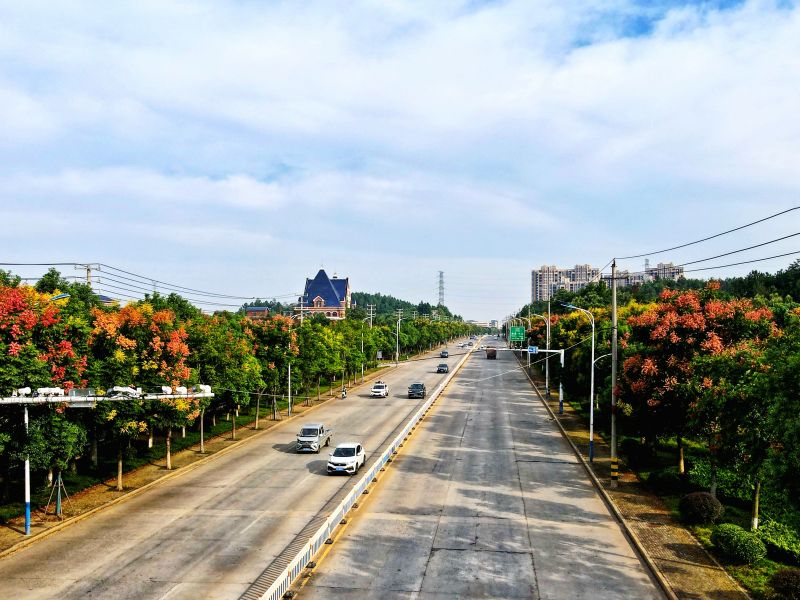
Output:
[[2, 1, 799, 321]]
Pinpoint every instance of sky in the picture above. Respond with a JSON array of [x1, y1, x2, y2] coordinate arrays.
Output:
[[1, 0, 799, 321]]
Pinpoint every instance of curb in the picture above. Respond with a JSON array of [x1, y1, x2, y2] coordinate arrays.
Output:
[[0, 363, 401, 561], [514, 356, 679, 600]]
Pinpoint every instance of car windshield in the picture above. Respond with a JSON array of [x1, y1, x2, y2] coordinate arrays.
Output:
[[410, 384, 424, 390], [332, 447, 356, 457], [300, 428, 319, 437], [373, 384, 386, 389]]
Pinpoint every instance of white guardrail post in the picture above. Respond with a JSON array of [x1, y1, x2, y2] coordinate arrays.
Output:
[[259, 342, 476, 600]]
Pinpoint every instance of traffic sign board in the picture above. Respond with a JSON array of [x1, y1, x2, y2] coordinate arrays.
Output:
[[528, 346, 538, 354], [509, 326, 525, 342]]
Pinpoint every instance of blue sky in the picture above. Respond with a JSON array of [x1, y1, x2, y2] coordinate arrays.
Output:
[[1, 0, 799, 320]]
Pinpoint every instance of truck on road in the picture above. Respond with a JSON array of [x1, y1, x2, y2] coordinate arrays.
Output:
[[485, 347, 497, 359], [296, 423, 333, 453]]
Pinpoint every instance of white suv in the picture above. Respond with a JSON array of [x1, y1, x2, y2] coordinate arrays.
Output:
[[370, 382, 389, 397], [327, 443, 366, 475]]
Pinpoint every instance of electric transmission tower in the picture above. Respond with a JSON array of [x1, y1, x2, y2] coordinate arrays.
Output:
[[438, 271, 444, 306]]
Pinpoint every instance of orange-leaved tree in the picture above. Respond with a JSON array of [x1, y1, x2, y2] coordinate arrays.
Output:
[[619, 281, 775, 473]]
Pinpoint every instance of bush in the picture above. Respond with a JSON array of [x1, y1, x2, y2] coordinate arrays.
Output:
[[646, 467, 690, 494], [621, 438, 655, 468], [679, 492, 724, 524], [757, 519, 800, 566], [769, 567, 800, 600], [711, 523, 767, 564], [687, 457, 752, 503]]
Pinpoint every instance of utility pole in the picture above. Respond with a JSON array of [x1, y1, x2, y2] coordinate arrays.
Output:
[[438, 271, 444, 306], [75, 264, 95, 289], [367, 304, 375, 328], [610, 259, 619, 486]]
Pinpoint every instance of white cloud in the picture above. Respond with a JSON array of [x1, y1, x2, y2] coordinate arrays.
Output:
[[2, 0, 800, 320]]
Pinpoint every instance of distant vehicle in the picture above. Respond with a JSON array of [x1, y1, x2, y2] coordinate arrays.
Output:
[[470, 335, 477, 340], [327, 442, 366, 475], [440, 350, 449, 358], [296, 423, 332, 453], [437, 363, 449, 373], [480, 344, 486, 350], [370, 381, 389, 397], [408, 382, 427, 398], [485, 347, 497, 359], [467, 341, 474, 347]]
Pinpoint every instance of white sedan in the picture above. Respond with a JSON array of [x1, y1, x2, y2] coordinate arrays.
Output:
[[327, 443, 366, 475]]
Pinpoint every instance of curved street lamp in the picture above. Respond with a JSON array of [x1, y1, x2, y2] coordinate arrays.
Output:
[[562, 303, 596, 462]]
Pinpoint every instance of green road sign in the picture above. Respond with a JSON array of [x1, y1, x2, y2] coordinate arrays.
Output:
[[509, 326, 525, 342]]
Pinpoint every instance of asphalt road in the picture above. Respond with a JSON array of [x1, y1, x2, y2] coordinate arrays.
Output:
[[299, 339, 665, 599], [0, 341, 470, 600]]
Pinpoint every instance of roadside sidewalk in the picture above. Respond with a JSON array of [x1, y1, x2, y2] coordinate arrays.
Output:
[[530, 372, 749, 599]]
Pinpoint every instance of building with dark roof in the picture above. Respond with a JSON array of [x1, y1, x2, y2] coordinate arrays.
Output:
[[244, 306, 271, 321], [299, 269, 351, 319]]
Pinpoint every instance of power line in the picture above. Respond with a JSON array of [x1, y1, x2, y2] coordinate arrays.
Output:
[[677, 232, 799, 267], [682, 249, 800, 274], [99, 263, 254, 299], [616, 205, 800, 260]]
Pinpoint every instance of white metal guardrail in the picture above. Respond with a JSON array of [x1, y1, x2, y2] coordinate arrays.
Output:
[[256, 343, 476, 600]]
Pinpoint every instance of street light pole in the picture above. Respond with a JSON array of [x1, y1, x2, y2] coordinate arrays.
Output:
[[395, 309, 403, 366], [564, 303, 596, 462], [24, 405, 30, 535], [611, 258, 619, 486], [531, 312, 550, 396]]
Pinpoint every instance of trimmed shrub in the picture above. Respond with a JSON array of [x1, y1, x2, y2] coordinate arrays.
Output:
[[711, 523, 767, 565], [621, 438, 655, 468], [769, 567, 800, 600], [647, 467, 689, 494], [679, 492, 724, 524], [757, 519, 800, 566]]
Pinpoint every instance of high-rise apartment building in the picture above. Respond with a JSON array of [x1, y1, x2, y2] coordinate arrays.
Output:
[[531, 264, 600, 302], [600, 262, 684, 288]]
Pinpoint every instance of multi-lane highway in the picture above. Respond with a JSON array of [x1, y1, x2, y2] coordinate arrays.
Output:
[[299, 339, 664, 599], [0, 342, 469, 599]]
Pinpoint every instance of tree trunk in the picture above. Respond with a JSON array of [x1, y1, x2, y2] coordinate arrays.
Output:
[[148, 429, 154, 448], [677, 434, 685, 475], [181, 426, 186, 438], [709, 450, 718, 497], [255, 393, 261, 430], [116, 444, 124, 491], [166, 427, 172, 470], [317, 377, 321, 403], [751, 479, 761, 530], [212, 413, 216, 427], [232, 407, 237, 440], [47, 468, 53, 487], [91, 437, 98, 468]]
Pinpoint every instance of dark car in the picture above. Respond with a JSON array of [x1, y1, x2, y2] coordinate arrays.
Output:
[[437, 363, 449, 373], [408, 382, 426, 398], [440, 350, 449, 358]]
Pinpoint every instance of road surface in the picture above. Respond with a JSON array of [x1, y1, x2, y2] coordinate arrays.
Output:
[[299, 340, 664, 599]]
